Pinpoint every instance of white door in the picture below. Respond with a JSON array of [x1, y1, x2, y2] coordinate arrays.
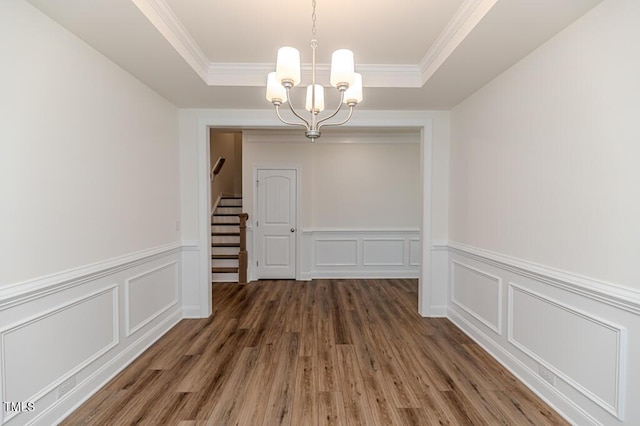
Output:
[[256, 168, 297, 279]]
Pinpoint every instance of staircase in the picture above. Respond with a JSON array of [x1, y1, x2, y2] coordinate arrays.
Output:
[[211, 196, 244, 282]]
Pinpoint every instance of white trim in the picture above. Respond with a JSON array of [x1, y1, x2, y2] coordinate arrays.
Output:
[[447, 241, 640, 315], [130, 0, 209, 81], [124, 261, 179, 337], [181, 240, 200, 251], [419, 0, 498, 83], [252, 165, 301, 280], [242, 129, 421, 145], [431, 240, 449, 251], [194, 109, 433, 316], [314, 239, 359, 267], [301, 228, 419, 234], [211, 194, 222, 216], [507, 282, 627, 420], [131, 1, 495, 89], [207, 63, 422, 88], [0, 242, 182, 310], [447, 308, 601, 426], [362, 238, 405, 267], [1, 285, 119, 424], [33, 309, 182, 426], [450, 259, 503, 335]]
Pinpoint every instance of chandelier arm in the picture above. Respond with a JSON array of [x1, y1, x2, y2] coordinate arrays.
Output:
[[318, 105, 354, 130], [317, 91, 354, 129], [284, 87, 312, 130], [275, 104, 309, 129], [316, 91, 346, 128]]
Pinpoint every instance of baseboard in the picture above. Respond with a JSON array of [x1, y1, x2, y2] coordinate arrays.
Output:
[[310, 271, 419, 279], [428, 305, 448, 317], [448, 308, 600, 426], [443, 241, 639, 424], [182, 305, 203, 318]]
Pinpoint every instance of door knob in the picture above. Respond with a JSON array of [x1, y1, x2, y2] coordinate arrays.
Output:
[[290, 228, 296, 233]]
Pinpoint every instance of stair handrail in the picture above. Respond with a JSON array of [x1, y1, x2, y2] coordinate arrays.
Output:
[[238, 213, 249, 284], [211, 157, 226, 182]]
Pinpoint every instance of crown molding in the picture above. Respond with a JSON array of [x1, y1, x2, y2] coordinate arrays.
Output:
[[419, 0, 498, 84], [207, 62, 422, 88], [130, 0, 210, 82], [131, 0, 488, 89]]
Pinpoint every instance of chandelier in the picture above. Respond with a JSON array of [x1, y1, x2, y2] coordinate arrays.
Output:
[[265, 0, 363, 142]]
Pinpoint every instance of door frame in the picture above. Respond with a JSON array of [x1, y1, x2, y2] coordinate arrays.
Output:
[[253, 165, 301, 280], [194, 110, 433, 318]]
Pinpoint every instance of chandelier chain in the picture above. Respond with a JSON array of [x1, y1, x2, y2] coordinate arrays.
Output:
[[311, 0, 317, 38]]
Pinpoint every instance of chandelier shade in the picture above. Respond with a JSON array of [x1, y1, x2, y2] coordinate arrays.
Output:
[[265, 0, 362, 142], [330, 49, 355, 89], [266, 72, 287, 104], [305, 84, 325, 113], [344, 73, 363, 105], [275, 47, 301, 87]]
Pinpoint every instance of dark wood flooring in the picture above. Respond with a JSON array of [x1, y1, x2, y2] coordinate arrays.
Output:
[[61, 279, 568, 425]]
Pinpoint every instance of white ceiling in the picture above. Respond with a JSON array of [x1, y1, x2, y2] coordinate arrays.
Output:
[[27, 0, 602, 110]]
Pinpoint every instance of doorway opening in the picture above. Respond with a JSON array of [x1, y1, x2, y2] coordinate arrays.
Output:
[[210, 130, 244, 283]]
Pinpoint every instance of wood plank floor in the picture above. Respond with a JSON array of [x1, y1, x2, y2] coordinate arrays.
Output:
[[62, 279, 568, 425]]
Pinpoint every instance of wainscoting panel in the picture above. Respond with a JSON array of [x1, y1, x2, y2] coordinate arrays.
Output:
[[125, 261, 179, 336], [451, 260, 502, 334], [0, 243, 185, 426], [445, 242, 640, 425], [509, 283, 625, 418], [315, 239, 358, 267], [1, 286, 117, 423], [409, 239, 421, 266], [304, 229, 420, 278], [362, 239, 404, 266]]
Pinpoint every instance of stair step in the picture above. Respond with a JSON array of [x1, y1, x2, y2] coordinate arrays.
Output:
[[213, 213, 242, 217], [212, 232, 240, 237], [213, 254, 239, 259], [213, 246, 240, 255], [212, 242, 240, 247], [212, 267, 239, 273], [212, 217, 240, 225]]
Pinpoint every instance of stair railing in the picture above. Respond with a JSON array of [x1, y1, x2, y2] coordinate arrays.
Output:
[[238, 213, 249, 284], [210, 157, 226, 216]]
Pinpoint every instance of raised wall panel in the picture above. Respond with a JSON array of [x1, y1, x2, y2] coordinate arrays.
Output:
[[125, 261, 179, 336], [315, 239, 358, 266], [409, 239, 420, 266], [1, 286, 118, 413], [451, 260, 502, 334], [362, 239, 404, 266], [508, 283, 626, 419], [308, 230, 420, 278]]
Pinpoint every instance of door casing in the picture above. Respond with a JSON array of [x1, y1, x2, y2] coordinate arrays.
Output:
[[253, 165, 301, 280]]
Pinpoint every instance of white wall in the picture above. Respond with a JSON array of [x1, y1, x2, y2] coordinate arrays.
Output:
[[242, 133, 422, 281], [0, 1, 183, 424], [0, 0, 181, 287], [448, 1, 640, 424], [449, 0, 639, 290], [242, 135, 421, 229]]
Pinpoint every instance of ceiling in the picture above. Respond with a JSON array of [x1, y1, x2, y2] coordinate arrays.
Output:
[[27, 0, 602, 110]]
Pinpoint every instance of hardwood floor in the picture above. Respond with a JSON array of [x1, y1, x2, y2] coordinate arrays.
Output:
[[62, 279, 568, 425]]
